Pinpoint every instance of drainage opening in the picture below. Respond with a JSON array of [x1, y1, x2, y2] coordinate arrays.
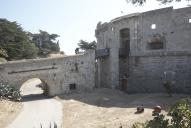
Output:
[[69, 83, 76, 90]]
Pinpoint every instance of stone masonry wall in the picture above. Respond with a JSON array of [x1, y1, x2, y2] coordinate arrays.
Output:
[[128, 53, 191, 93], [95, 7, 191, 94], [0, 50, 95, 96]]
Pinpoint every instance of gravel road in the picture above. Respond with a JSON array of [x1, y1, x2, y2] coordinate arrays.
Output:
[[6, 95, 63, 128], [6, 78, 63, 128]]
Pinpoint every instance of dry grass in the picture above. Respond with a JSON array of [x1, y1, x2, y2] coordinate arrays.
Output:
[[58, 88, 188, 128], [0, 99, 22, 128]]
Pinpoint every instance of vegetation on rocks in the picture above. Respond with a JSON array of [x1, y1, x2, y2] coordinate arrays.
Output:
[[0, 83, 21, 101], [0, 48, 8, 58], [0, 58, 7, 63]]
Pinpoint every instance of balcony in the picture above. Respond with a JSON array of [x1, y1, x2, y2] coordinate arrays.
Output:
[[95, 48, 109, 58], [119, 48, 129, 57]]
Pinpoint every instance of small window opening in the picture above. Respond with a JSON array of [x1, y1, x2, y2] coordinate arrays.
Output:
[[151, 24, 156, 29], [75, 63, 78, 72], [120, 28, 130, 49], [148, 43, 163, 50], [148, 34, 164, 50], [69, 84, 76, 90], [111, 27, 114, 31], [189, 19, 191, 23]]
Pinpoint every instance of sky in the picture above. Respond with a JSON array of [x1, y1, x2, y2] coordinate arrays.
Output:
[[0, 0, 190, 55]]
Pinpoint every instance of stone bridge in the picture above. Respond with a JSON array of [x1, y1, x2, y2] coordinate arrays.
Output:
[[0, 50, 95, 96]]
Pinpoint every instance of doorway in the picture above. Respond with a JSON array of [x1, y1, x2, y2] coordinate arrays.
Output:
[[119, 28, 130, 91]]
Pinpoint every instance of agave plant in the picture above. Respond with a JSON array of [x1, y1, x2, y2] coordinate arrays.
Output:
[[0, 82, 21, 101]]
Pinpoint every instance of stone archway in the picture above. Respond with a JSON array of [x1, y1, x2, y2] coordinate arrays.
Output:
[[19, 77, 50, 98]]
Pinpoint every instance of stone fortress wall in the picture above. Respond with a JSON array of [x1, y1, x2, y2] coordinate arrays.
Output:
[[95, 7, 191, 93], [0, 50, 95, 96], [1, 7, 191, 96]]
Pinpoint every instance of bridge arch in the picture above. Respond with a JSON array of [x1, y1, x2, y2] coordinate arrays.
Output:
[[20, 78, 49, 97], [17, 76, 51, 96], [0, 50, 95, 96]]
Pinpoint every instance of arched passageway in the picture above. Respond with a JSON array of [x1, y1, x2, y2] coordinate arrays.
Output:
[[20, 78, 49, 100]]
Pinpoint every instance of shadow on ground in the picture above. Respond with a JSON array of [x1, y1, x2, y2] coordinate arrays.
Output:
[[21, 94, 50, 102], [58, 88, 188, 109]]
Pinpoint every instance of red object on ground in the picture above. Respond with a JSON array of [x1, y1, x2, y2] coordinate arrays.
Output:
[[153, 105, 162, 113]]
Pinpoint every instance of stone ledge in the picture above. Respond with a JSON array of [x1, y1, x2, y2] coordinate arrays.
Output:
[[131, 51, 191, 57]]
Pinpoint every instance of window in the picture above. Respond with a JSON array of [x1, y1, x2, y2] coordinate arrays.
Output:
[[74, 63, 78, 72], [148, 43, 163, 50], [189, 19, 191, 23], [111, 27, 114, 31], [120, 28, 130, 49], [71, 63, 79, 72], [119, 28, 130, 57], [69, 84, 76, 90], [148, 34, 164, 50], [151, 24, 156, 29]]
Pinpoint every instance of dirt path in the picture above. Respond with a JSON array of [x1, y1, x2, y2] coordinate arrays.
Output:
[[0, 100, 22, 128], [6, 95, 63, 128], [59, 88, 188, 128]]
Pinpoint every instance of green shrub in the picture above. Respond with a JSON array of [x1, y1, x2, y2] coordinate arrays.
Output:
[[0, 83, 21, 101], [0, 57, 7, 64], [168, 98, 191, 128], [132, 98, 191, 128], [132, 122, 148, 128], [146, 114, 169, 128], [0, 48, 8, 58]]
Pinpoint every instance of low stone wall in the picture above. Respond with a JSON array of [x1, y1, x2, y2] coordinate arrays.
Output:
[[0, 50, 95, 96]]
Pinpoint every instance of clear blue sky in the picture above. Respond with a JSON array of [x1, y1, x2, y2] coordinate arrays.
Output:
[[0, 0, 189, 54]]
